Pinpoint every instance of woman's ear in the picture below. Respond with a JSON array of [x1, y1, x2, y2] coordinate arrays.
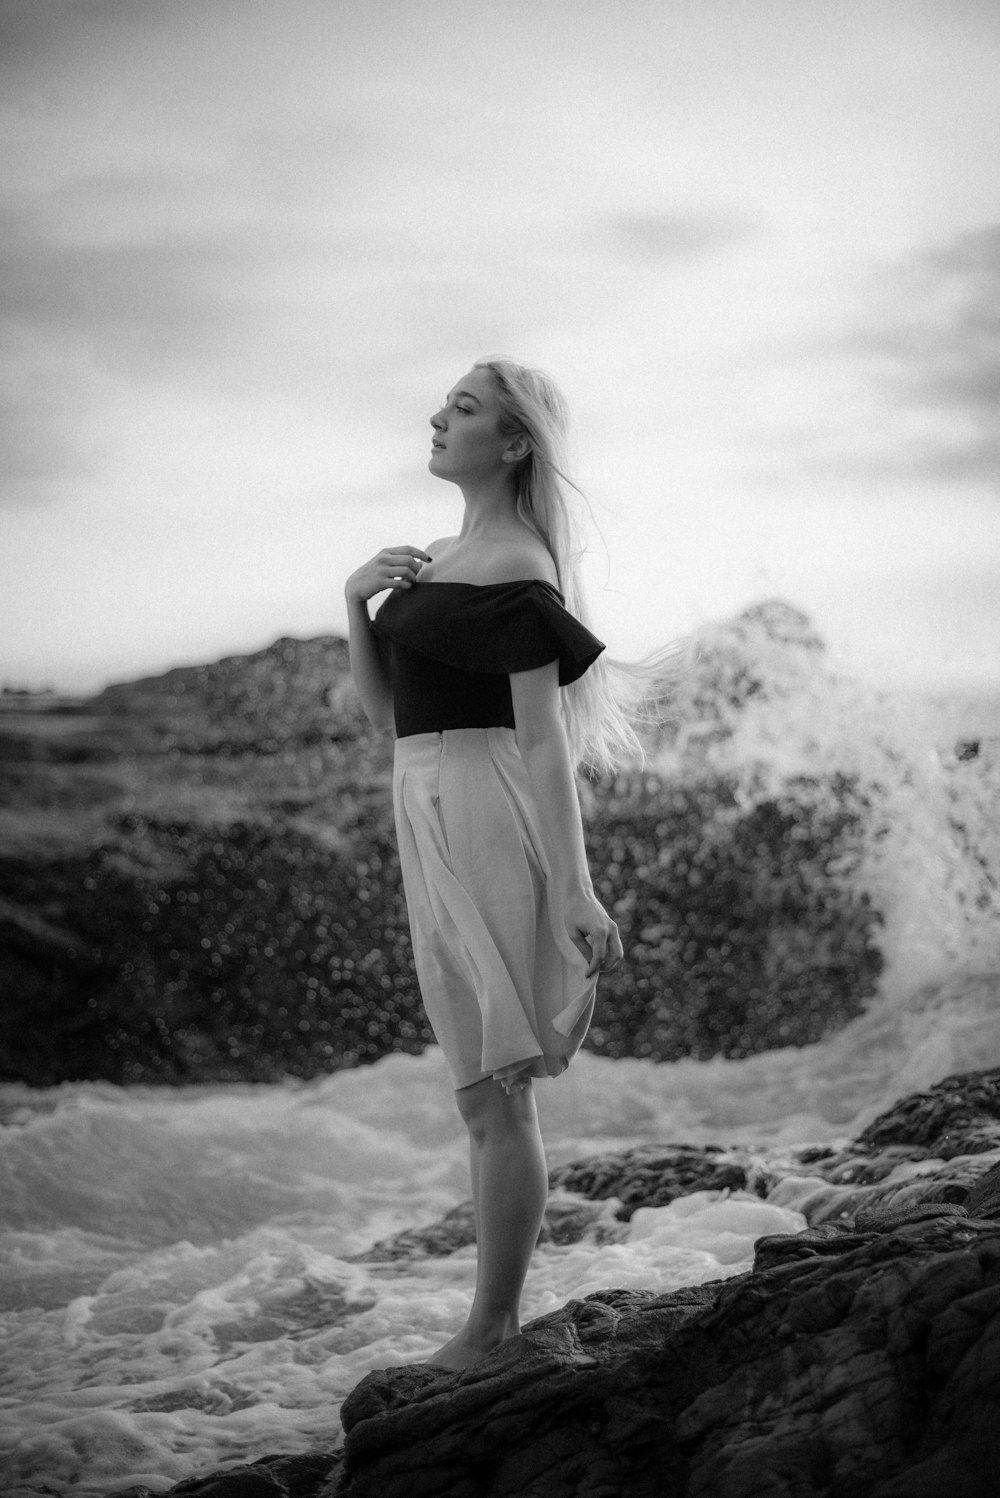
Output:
[[502, 432, 531, 463]]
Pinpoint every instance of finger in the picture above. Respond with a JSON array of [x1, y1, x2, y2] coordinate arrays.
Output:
[[582, 921, 624, 977], [582, 929, 608, 979], [382, 548, 432, 565], [570, 932, 592, 965], [381, 553, 427, 588]]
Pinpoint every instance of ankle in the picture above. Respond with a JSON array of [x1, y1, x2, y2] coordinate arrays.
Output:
[[427, 1318, 519, 1370], [465, 1307, 520, 1341]]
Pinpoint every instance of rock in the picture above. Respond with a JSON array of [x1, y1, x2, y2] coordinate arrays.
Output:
[[353, 1194, 626, 1263], [162, 1451, 342, 1497], [966, 1160, 1000, 1218], [853, 1066, 1000, 1158], [549, 1143, 768, 1219], [332, 1211, 1000, 1498], [768, 1147, 1000, 1227], [545, 1071, 1000, 1232], [1, 621, 885, 1085], [159, 1071, 1000, 1498], [353, 1200, 479, 1261]]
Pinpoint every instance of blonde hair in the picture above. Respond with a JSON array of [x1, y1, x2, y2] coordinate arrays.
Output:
[[475, 356, 680, 775]]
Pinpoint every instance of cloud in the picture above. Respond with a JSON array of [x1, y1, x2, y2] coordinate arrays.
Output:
[[877, 226, 1000, 475], [0, 0, 93, 60], [0, 326, 97, 489], [1, 208, 242, 356], [0, 169, 420, 502], [0, 201, 252, 497], [602, 209, 757, 262], [846, 225, 1000, 486], [746, 225, 1000, 491]]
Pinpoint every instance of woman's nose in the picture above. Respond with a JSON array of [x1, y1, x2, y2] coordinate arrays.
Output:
[[430, 409, 446, 431]]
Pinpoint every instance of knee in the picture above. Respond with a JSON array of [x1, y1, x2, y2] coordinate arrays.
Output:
[[465, 1114, 492, 1149], [457, 1094, 494, 1149], [458, 1081, 536, 1146]]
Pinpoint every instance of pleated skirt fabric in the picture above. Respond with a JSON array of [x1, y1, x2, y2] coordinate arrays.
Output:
[[392, 727, 598, 1092]]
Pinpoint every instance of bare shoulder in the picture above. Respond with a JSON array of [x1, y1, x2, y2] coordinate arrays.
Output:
[[423, 532, 559, 587], [479, 539, 559, 588]]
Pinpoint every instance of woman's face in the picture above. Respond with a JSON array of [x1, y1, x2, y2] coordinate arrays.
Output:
[[428, 367, 514, 484]]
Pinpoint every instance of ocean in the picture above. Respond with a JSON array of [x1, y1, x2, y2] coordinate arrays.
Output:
[[2, 667, 999, 1496]]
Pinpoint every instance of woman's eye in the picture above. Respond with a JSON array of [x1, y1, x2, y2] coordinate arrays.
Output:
[[456, 405, 472, 415]]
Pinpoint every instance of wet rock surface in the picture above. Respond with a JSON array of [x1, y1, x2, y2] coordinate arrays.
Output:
[[543, 1067, 1000, 1236], [161, 1069, 1000, 1498], [331, 1211, 1000, 1498], [853, 1064, 1000, 1157], [548, 1141, 771, 1218], [145, 1451, 342, 1497]]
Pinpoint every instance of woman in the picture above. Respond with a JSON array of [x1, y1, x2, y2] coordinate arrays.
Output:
[[345, 357, 641, 1371]]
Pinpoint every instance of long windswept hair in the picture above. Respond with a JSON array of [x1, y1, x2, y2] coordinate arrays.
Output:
[[475, 356, 680, 775]]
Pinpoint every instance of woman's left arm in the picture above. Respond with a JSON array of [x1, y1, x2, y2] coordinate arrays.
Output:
[[511, 662, 623, 978]]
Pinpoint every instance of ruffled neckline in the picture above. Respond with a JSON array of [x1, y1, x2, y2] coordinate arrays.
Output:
[[372, 576, 603, 686], [414, 578, 564, 597]]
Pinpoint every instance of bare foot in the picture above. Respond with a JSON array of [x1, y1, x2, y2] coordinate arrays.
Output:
[[427, 1320, 519, 1371]]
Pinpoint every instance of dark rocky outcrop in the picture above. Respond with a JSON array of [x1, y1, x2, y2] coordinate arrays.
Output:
[[153, 1451, 341, 1497], [537, 1068, 1000, 1236], [1, 609, 887, 1085], [549, 1142, 774, 1218], [156, 1070, 1000, 1498], [966, 1160, 1000, 1218], [853, 1066, 1000, 1158], [331, 1210, 1000, 1498]]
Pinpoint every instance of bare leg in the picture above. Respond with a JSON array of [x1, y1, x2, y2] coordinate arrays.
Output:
[[428, 1077, 548, 1370]]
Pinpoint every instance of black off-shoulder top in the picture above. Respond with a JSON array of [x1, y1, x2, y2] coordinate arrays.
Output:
[[371, 580, 605, 739]]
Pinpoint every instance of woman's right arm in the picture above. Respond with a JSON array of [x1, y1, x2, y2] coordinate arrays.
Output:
[[344, 546, 430, 732]]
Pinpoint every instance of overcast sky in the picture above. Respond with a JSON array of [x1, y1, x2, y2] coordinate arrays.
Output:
[[2, 0, 999, 694]]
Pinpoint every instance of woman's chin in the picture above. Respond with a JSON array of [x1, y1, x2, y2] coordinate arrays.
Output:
[[428, 456, 459, 484]]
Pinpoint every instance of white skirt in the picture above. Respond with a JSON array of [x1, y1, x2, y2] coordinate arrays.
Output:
[[392, 727, 598, 1092]]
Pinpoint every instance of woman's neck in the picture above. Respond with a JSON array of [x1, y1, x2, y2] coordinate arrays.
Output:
[[454, 478, 522, 544]]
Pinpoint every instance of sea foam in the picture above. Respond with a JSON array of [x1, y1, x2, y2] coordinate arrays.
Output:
[[3, 963, 999, 1498]]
